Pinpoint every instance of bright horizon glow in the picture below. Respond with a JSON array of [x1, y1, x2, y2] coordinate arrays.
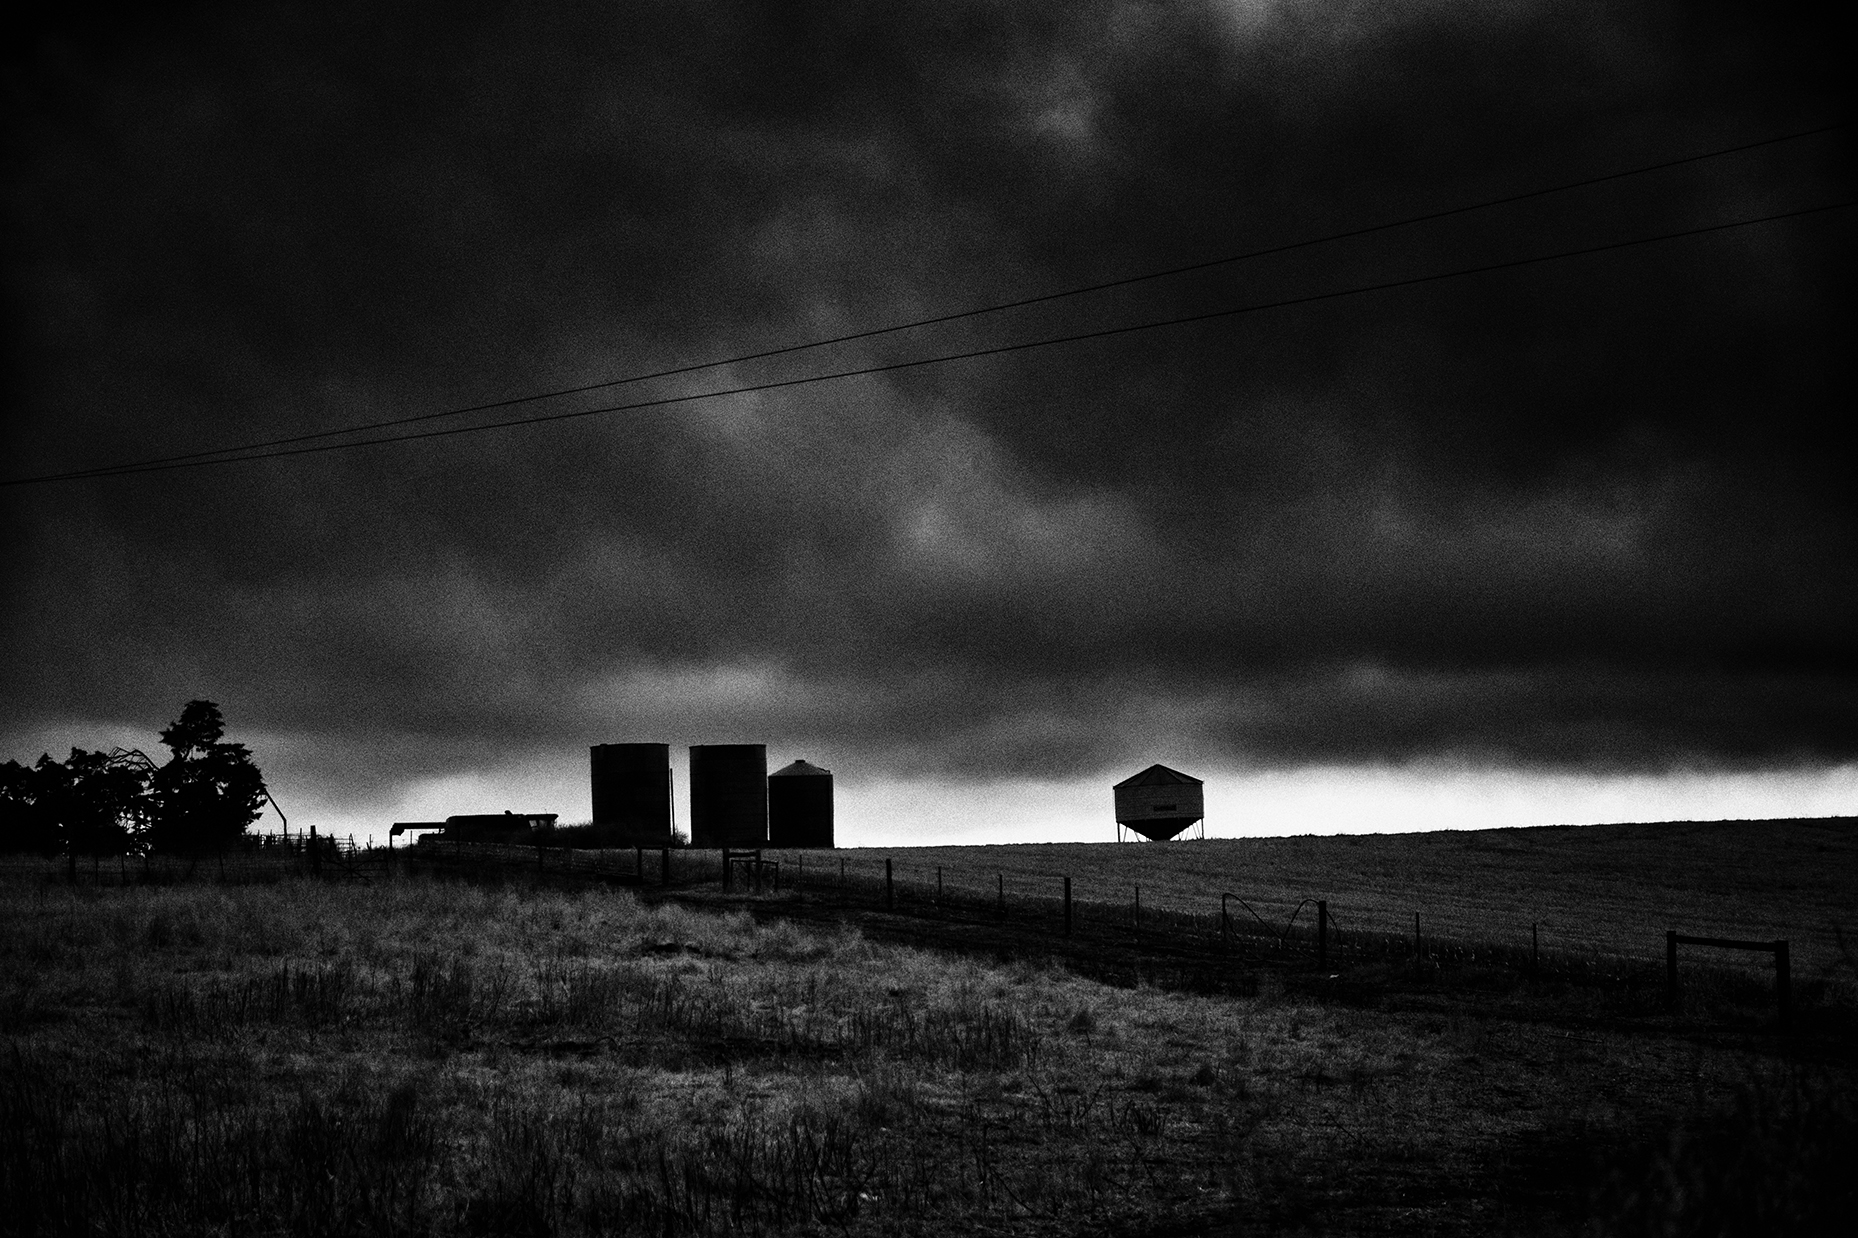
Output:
[[7, 720, 1852, 848], [266, 759, 1858, 849]]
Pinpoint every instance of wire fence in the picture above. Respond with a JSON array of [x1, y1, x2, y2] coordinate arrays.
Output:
[[777, 852, 1689, 985], [7, 839, 1834, 995]]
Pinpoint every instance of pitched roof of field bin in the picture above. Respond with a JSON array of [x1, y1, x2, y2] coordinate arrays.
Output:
[[1113, 763, 1202, 789], [771, 759, 831, 777]]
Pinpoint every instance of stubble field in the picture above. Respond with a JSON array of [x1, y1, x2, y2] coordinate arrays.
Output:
[[799, 817, 1858, 975]]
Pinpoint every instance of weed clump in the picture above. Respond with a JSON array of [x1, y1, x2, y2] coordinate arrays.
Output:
[[1591, 1073, 1856, 1234]]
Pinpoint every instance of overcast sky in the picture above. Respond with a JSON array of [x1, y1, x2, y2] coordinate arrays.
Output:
[[4, 1, 1852, 843]]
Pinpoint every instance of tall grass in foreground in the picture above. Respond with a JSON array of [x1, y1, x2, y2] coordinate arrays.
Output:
[[1, 876, 1849, 1236], [1590, 1071, 1857, 1235], [0, 879, 1213, 1236]]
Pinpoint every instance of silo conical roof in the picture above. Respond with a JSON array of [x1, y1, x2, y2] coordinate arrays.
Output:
[[1113, 763, 1202, 789], [772, 759, 831, 777]]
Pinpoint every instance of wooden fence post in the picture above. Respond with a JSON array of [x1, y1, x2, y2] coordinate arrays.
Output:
[[1776, 940, 1792, 1029], [1133, 884, 1141, 932], [1063, 876, 1072, 937], [1318, 900, 1328, 970], [1666, 930, 1678, 1008], [1667, 932, 1792, 1028], [885, 858, 894, 911]]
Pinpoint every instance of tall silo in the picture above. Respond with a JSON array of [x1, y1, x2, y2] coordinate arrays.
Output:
[[1112, 764, 1205, 841], [768, 759, 833, 848], [590, 743, 673, 843], [689, 744, 767, 848]]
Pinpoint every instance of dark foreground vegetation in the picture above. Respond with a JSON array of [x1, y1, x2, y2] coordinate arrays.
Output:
[[1, 864, 1852, 1236]]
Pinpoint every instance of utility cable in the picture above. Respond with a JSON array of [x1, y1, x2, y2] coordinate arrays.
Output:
[[6, 198, 1850, 485], [17, 122, 1845, 484]]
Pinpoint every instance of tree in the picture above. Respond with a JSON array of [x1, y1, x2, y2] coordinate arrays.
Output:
[[145, 700, 268, 855], [0, 701, 268, 858], [0, 749, 151, 858], [0, 759, 60, 855], [54, 749, 152, 856]]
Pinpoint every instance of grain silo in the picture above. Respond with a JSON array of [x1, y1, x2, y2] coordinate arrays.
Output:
[[768, 759, 833, 848], [689, 744, 767, 847], [590, 743, 673, 843], [1112, 764, 1205, 841]]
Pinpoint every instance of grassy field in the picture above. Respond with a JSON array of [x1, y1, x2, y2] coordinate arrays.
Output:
[[2, 867, 1852, 1236], [790, 817, 1858, 974]]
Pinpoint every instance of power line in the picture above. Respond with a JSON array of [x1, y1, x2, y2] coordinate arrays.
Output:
[[12, 198, 1846, 487], [21, 122, 1845, 484]]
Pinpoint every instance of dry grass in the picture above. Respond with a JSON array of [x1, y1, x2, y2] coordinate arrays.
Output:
[[1, 873, 1849, 1235]]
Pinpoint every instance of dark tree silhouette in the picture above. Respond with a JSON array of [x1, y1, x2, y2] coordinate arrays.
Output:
[[57, 749, 153, 856], [0, 759, 60, 855], [0, 701, 268, 858], [0, 749, 151, 857], [145, 700, 268, 855]]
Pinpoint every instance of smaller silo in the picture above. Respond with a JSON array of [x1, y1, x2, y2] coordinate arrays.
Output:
[[768, 759, 833, 848], [1112, 764, 1205, 841], [590, 743, 673, 843], [689, 744, 768, 848]]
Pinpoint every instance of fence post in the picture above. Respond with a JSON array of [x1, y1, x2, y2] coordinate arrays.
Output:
[[1221, 893, 1231, 944], [310, 825, 321, 877], [1666, 930, 1678, 1009], [1318, 900, 1328, 970], [885, 858, 894, 911], [1134, 884, 1141, 932], [1776, 940, 1792, 1029], [1063, 876, 1072, 937]]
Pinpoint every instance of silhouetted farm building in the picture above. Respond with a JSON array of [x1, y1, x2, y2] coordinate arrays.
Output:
[[768, 759, 833, 848], [689, 743, 768, 847], [590, 742, 675, 844], [390, 811, 558, 843], [393, 741, 840, 851], [1113, 764, 1204, 841]]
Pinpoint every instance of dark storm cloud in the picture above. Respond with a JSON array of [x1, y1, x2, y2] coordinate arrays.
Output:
[[3, 0, 1852, 796]]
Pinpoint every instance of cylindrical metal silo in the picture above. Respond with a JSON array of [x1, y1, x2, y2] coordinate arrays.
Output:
[[688, 744, 767, 847], [768, 759, 833, 848], [590, 743, 673, 843]]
